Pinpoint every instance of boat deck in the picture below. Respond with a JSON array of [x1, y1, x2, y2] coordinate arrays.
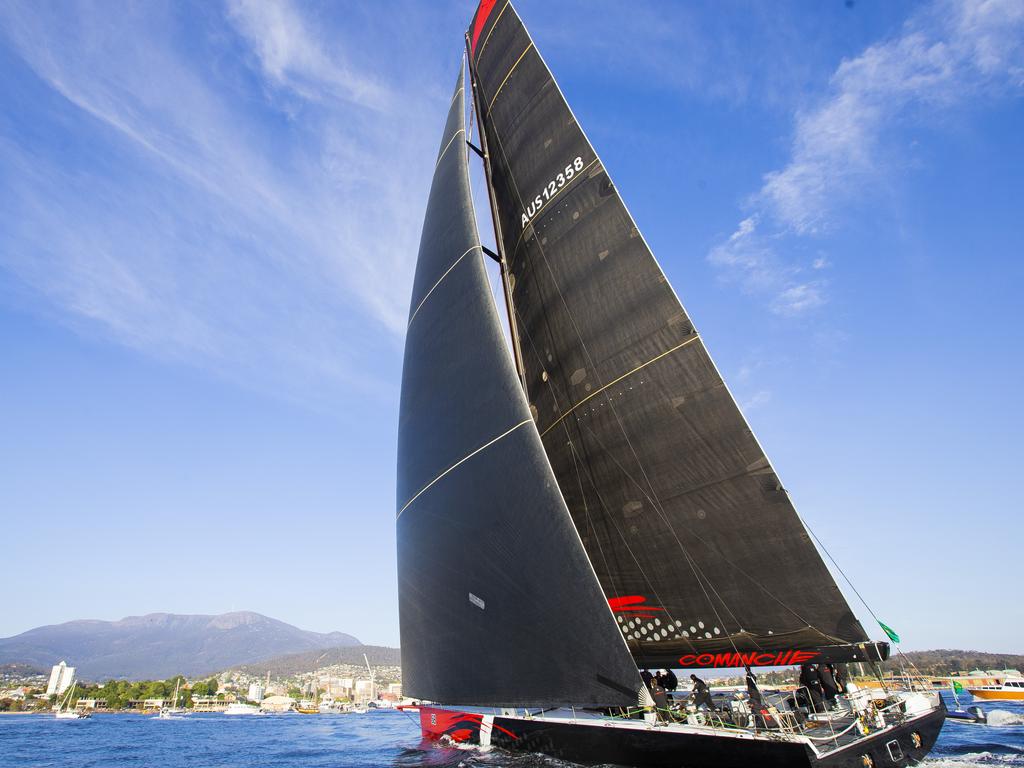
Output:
[[496, 690, 932, 757]]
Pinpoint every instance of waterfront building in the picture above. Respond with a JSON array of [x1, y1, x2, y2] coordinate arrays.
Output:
[[247, 682, 264, 702], [259, 695, 294, 713], [75, 699, 107, 710], [45, 661, 75, 697], [354, 679, 375, 702]]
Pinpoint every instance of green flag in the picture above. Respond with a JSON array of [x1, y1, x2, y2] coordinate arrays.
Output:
[[878, 621, 900, 644], [952, 680, 964, 694]]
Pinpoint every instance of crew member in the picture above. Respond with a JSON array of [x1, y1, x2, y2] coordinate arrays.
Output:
[[662, 669, 678, 692], [690, 674, 714, 711], [745, 665, 763, 710], [818, 663, 839, 710], [640, 669, 654, 691], [799, 663, 824, 712], [832, 664, 846, 693]]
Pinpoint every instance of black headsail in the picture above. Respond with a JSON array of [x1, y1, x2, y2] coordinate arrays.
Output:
[[396, 63, 641, 707], [467, 2, 882, 668]]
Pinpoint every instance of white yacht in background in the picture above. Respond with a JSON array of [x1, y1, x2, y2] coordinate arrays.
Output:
[[224, 702, 261, 715], [54, 682, 90, 719]]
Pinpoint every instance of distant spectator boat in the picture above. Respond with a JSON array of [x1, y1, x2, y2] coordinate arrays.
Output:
[[54, 682, 90, 719], [223, 702, 261, 715], [968, 678, 1024, 701]]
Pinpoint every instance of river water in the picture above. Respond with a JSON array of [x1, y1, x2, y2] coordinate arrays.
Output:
[[1, 695, 1020, 767]]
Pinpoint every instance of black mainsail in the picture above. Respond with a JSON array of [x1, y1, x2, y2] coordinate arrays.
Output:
[[466, 1, 875, 667], [396, 64, 641, 708]]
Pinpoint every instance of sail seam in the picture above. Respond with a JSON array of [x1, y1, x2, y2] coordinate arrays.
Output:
[[474, 1, 509, 64], [448, 85, 464, 109], [487, 43, 534, 111], [435, 128, 467, 170], [407, 245, 482, 329], [540, 335, 701, 438], [397, 419, 533, 518]]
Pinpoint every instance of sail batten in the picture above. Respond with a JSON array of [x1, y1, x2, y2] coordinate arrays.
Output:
[[397, 62, 641, 707], [467, 1, 871, 664]]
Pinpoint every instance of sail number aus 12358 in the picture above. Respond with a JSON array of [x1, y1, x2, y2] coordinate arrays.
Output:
[[521, 156, 584, 228]]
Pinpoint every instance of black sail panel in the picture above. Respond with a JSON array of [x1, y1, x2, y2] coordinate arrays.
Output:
[[467, 2, 870, 665], [396, 63, 641, 707]]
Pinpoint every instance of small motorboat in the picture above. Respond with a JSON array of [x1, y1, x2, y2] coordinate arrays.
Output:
[[945, 704, 987, 725], [968, 677, 1024, 701]]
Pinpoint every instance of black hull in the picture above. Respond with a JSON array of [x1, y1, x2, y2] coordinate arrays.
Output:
[[419, 705, 946, 768]]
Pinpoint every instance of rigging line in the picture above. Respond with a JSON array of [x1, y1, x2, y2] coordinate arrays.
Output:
[[434, 128, 466, 170], [539, 334, 701, 438], [503, 185, 742, 648], [566, 427, 698, 656], [487, 42, 534, 111], [475, 21, 817, 648], [507, 288, 716, 655], [575, 412, 824, 636], [480, 13, 765, 652], [509, 294, 662, 645], [473, 0, 509, 65], [505, 250, 667, 632], [505, 158, 743, 650], [800, 515, 886, 634], [568, 439, 622, 610], [407, 245, 482, 328], [396, 419, 532, 518], [574, 417, 746, 654]]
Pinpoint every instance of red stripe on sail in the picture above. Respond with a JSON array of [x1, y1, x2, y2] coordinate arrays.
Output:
[[470, 0, 498, 55], [608, 595, 665, 612]]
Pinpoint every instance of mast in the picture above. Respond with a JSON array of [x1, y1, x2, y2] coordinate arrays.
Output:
[[464, 35, 528, 394]]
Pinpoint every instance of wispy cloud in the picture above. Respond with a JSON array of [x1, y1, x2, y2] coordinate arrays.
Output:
[[225, 0, 389, 109], [709, 0, 1024, 314], [0, 0, 451, 405]]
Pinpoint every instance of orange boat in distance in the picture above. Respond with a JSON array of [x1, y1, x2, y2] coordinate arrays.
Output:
[[968, 677, 1024, 700]]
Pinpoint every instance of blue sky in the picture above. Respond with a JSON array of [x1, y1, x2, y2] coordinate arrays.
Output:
[[1, 0, 1021, 653]]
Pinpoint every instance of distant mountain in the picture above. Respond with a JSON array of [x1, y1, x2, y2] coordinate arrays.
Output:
[[0, 612, 360, 680], [231, 644, 401, 677]]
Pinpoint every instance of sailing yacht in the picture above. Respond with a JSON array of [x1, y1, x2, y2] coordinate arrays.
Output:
[[156, 679, 186, 718], [396, 2, 945, 766], [54, 682, 90, 719]]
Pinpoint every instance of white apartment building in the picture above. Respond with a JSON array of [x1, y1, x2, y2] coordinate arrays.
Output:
[[45, 661, 75, 697], [247, 682, 265, 702]]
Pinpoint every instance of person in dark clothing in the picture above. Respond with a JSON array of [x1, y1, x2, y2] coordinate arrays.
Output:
[[745, 666, 764, 710], [640, 669, 654, 691], [690, 674, 714, 711], [832, 664, 846, 693], [799, 664, 824, 712], [818, 664, 839, 710], [663, 669, 678, 692], [650, 679, 669, 714]]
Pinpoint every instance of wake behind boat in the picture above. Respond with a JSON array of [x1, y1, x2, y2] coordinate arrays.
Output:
[[394, 2, 945, 767]]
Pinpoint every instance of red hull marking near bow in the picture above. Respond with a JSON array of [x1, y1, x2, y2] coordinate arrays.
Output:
[[470, 0, 498, 55], [419, 706, 518, 743], [678, 650, 821, 668]]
